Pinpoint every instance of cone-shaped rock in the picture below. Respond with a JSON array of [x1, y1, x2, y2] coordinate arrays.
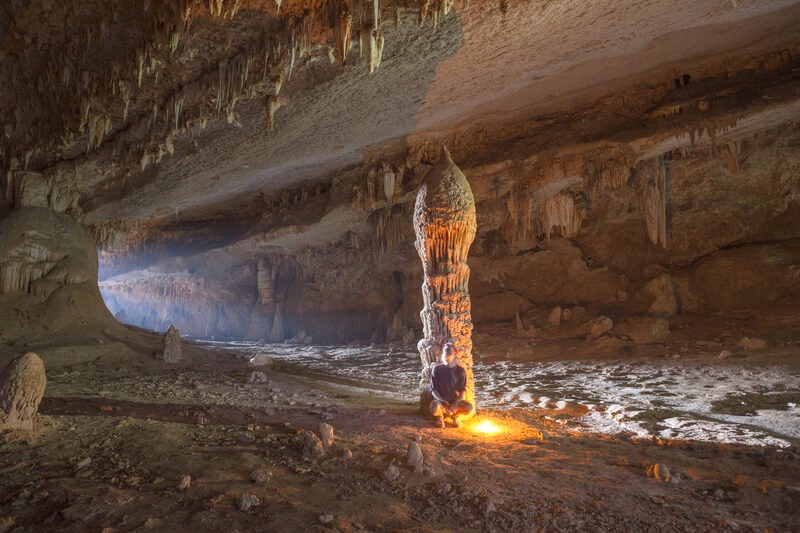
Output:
[[159, 324, 182, 362], [413, 145, 477, 409]]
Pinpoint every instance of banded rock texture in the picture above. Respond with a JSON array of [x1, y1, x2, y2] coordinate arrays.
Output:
[[0, 352, 46, 431], [414, 146, 477, 408]]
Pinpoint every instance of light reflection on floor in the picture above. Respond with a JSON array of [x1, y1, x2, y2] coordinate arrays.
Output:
[[201, 340, 800, 448]]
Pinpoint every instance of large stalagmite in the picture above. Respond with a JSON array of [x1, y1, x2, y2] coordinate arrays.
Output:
[[413, 146, 477, 411]]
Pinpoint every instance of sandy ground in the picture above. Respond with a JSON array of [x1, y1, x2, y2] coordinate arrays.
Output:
[[1, 325, 799, 533]]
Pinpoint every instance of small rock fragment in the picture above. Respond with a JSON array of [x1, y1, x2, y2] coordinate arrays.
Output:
[[250, 470, 272, 484], [238, 493, 261, 511], [177, 474, 191, 491], [318, 514, 334, 525], [383, 464, 400, 481], [407, 441, 423, 470], [246, 371, 269, 384], [646, 463, 671, 482], [718, 349, 732, 359], [75, 457, 92, 470], [484, 499, 497, 516], [318, 423, 334, 447], [249, 354, 274, 366]]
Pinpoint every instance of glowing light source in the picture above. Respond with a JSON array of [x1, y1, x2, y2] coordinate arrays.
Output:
[[473, 419, 503, 435]]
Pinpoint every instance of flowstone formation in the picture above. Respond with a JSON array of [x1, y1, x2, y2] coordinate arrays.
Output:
[[0, 352, 46, 432], [413, 146, 477, 411]]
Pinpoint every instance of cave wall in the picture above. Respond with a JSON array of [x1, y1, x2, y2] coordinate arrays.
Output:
[[98, 123, 800, 344], [0, 204, 119, 346]]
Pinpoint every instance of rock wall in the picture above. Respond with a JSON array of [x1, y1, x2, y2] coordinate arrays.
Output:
[[0, 206, 119, 345]]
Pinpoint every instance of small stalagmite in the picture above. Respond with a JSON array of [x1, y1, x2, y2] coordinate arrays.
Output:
[[413, 145, 477, 412], [0, 352, 46, 431], [159, 324, 182, 362]]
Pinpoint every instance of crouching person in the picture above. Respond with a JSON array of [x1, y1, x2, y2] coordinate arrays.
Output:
[[430, 341, 475, 428]]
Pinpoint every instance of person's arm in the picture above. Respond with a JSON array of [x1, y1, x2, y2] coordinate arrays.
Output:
[[430, 367, 447, 403]]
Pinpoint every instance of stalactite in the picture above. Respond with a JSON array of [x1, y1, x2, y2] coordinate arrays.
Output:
[[538, 191, 585, 240], [335, 9, 353, 64], [638, 157, 668, 248]]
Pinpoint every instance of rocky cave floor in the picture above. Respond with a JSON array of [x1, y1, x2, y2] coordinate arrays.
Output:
[[1, 318, 800, 533]]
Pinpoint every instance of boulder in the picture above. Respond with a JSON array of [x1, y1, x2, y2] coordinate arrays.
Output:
[[0, 352, 46, 431], [297, 429, 325, 459]]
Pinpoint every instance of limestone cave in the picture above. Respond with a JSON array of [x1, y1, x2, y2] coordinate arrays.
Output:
[[1, 0, 799, 531]]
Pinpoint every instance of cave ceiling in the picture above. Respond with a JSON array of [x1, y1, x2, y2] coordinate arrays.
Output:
[[2, 0, 800, 279]]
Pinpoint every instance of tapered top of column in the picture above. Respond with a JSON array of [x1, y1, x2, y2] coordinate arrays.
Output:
[[413, 146, 476, 234]]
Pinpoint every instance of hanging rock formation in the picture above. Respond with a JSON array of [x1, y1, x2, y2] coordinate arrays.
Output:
[[413, 146, 477, 410], [0, 352, 46, 432]]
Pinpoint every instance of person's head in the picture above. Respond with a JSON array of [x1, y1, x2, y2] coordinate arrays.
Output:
[[441, 342, 458, 366]]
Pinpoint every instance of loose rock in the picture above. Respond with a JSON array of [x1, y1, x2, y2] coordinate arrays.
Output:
[[297, 429, 325, 459], [718, 349, 732, 359], [318, 514, 334, 525], [407, 441, 423, 470], [318, 422, 334, 447], [384, 464, 401, 481], [250, 470, 272, 483], [646, 463, 671, 482], [0, 352, 47, 431], [246, 371, 269, 384], [177, 474, 191, 491], [238, 493, 261, 511]]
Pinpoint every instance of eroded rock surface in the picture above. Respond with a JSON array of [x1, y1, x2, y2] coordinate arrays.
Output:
[[0, 352, 46, 431]]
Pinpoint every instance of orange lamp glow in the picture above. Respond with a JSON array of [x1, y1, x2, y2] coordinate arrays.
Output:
[[472, 419, 503, 435]]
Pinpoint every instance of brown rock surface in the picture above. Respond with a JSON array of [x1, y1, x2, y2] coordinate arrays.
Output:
[[616, 317, 671, 345]]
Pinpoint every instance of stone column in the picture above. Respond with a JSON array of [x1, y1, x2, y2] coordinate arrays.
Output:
[[413, 146, 477, 410]]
